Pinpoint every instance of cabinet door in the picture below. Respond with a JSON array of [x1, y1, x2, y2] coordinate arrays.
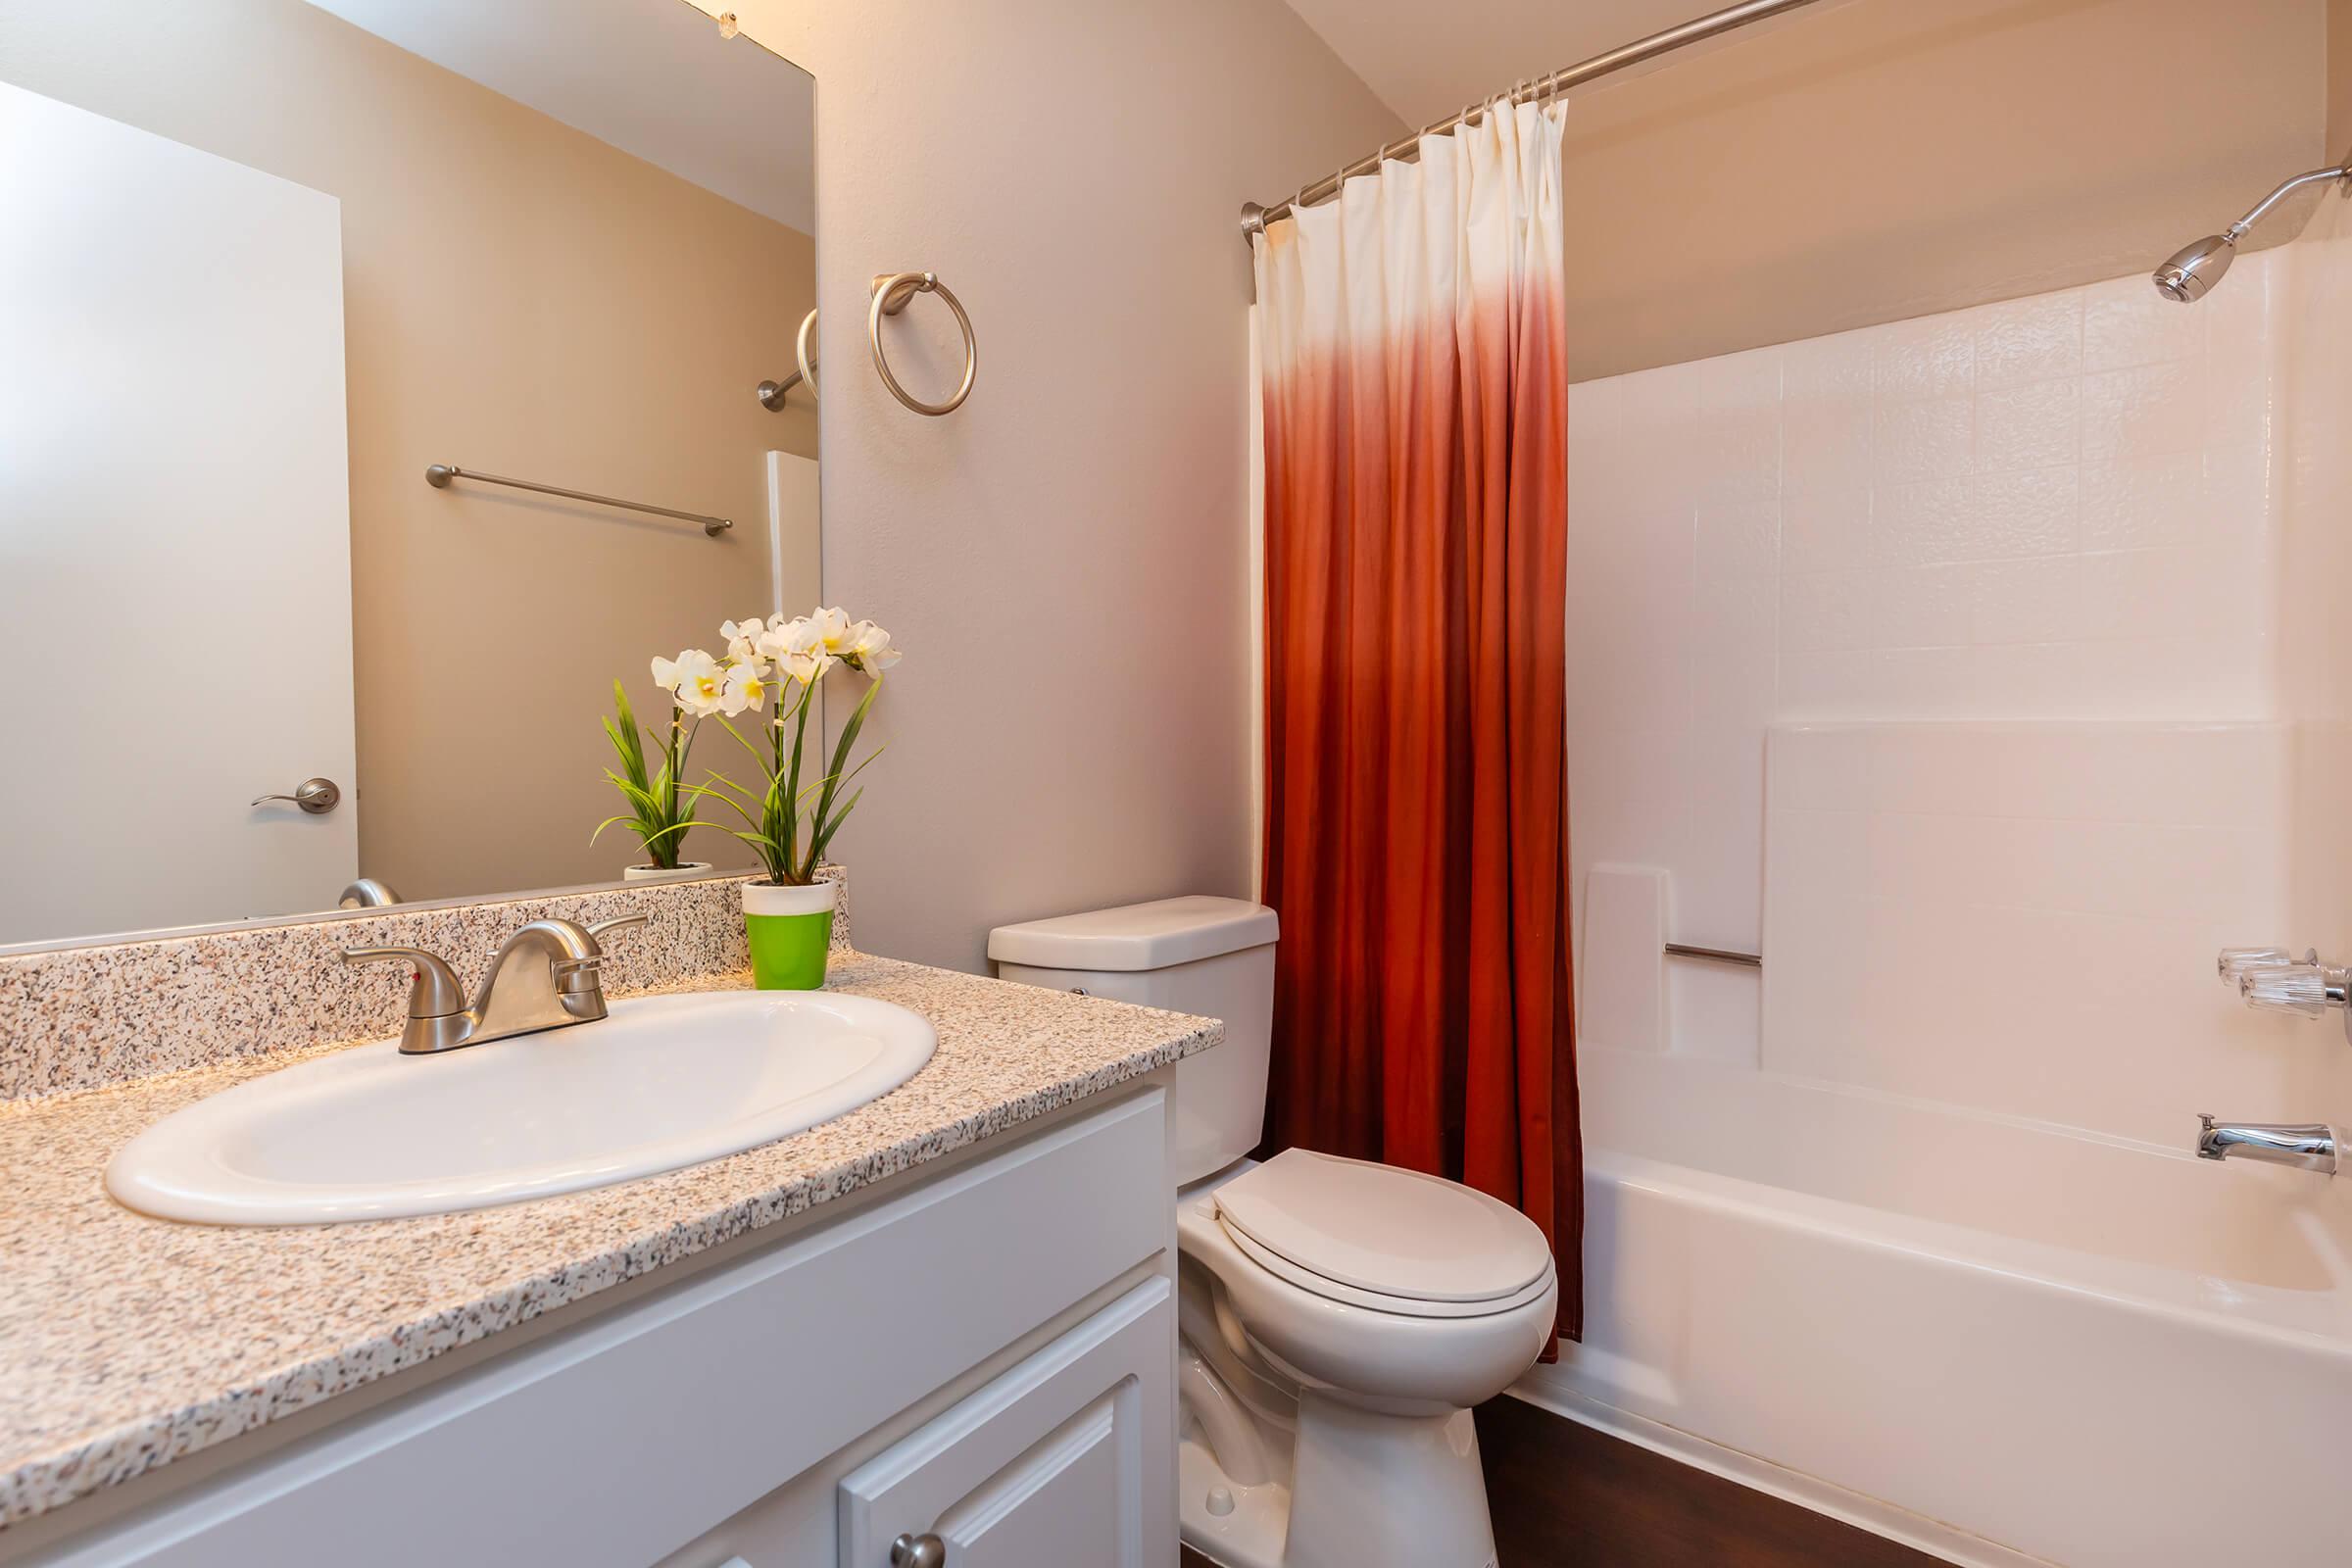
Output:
[[840, 1279, 1174, 1568]]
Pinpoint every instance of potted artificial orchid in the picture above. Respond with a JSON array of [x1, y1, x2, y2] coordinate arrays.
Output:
[[593, 679, 711, 883], [647, 607, 902, 989]]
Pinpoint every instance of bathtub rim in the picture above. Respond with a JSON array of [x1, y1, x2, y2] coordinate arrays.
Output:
[[1584, 1144, 2352, 1348]]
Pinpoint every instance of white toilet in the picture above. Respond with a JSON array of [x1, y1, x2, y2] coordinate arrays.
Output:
[[990, 896, 1557, 1568]]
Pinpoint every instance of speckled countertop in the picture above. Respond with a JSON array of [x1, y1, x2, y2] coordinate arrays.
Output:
[[0, 952, 1221, 1531]]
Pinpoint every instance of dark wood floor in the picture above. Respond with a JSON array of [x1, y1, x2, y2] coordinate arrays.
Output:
[[1180, 1395, 1946, 1568]]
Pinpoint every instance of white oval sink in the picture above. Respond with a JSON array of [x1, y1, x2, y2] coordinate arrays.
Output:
[[107, 991, 937, 1226]]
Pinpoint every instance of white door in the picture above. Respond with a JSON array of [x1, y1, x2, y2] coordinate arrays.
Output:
[[0, 81, 357, 945], [840, 1281, 1176, 1568]]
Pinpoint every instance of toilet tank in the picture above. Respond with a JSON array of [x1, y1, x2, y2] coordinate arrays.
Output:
[[988, 896, 1277, 1187]]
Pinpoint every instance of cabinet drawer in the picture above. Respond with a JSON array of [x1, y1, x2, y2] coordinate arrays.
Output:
[[39, 1090, 1168, 1568], [840, 1279, 1174, 1568]]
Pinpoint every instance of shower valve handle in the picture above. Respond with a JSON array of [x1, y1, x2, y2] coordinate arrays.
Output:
[[2239, 964, 2340, 1018], [2217, 947, 2311, 987], [2219, 947, 2352, 1045]]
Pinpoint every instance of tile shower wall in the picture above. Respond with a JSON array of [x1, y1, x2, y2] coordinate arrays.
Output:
[[2278, 189, 2352, 1157], [1567, 253, 2306, 1136]]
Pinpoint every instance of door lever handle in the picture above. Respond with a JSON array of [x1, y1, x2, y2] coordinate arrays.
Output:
[[252, 777, 342, 814]]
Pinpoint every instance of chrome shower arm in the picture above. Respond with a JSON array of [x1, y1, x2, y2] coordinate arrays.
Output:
[[2155, 159, 2352, 303], [2226, 162, 2352, 240]]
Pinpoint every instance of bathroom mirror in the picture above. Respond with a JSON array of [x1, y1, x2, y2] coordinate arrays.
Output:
[[0, 0, 818, 950]]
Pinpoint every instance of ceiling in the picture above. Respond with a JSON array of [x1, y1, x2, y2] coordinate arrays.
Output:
[[1280, 0, 1841, 127], [303, 0, 814, 233]]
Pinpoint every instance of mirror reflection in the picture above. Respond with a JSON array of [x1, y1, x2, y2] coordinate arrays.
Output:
[[0, 0, 818, 949]]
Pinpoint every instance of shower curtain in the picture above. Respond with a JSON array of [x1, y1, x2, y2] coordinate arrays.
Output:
[[1253, 100, 1580, 1340]]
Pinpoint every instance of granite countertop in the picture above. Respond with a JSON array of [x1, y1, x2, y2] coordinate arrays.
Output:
[[0, 952, 1221, 1531]]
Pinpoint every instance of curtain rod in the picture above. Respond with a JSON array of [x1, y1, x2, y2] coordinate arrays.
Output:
[[1240, 0, 1830, 242]]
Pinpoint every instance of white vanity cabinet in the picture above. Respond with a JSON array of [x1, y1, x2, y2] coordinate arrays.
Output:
[[24, 1087, 1177, 1568], [838, 1282, 1172, 1567]]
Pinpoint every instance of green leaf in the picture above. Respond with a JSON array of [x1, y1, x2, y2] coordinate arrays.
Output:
[[599, 678, 702, 867], [808, 786, 863, 862], [781, 686, 814, 875], [803, 678, 880, 879]]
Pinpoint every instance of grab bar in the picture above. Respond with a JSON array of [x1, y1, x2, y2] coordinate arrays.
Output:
[[1665, 942, 1761, 967], [424, 465, 732, 537]]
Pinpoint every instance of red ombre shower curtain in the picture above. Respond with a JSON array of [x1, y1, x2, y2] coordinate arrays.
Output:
[[1253, 100, 1580, 1341]]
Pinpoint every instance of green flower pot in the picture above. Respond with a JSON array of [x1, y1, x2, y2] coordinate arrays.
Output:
[[743, 880, 834, 990]]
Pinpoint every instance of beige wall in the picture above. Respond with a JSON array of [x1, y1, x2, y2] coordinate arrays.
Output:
[[713, 0, 2335, 967], [708, 0, 1400, 970], [2333, 0, 2352, 154], [1557, 0, 2327, 379], [3, 0, 815, 903]]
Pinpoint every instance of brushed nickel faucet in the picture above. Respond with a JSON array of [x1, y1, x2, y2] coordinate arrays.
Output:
[[342, 915, 648, 1054]]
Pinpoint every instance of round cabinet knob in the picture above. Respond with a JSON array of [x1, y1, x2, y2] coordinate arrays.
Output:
[[251, 777, 342, 814], [890, 1533, 947, 1568]]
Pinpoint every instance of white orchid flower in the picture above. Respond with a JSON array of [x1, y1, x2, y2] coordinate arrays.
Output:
[[721, 615, 769, 662], [755, 616, 814, 659], [808, 606, 853, 656], [757, 615, 833, 684], [721, 659, 775, 716], [844, 619, 902, 673], [653, 648, 727, 715]]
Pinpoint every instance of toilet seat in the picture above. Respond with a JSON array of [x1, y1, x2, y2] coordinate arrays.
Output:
[[1217, 1220, 1557, 1319], [1211, 1149, 1554, 1320]]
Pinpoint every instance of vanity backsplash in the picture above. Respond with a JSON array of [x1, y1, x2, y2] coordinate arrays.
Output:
[[0, 870, 848, 1103]]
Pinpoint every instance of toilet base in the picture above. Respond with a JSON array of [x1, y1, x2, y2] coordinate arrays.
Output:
[[1178, 1426, 1291, 1568], [1286, 1393, 1498, 1568], [1178, 1390, 1499, 1568]]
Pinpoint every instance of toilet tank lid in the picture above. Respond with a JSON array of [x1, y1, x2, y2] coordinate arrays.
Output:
[[987, 896, 1278, 971]]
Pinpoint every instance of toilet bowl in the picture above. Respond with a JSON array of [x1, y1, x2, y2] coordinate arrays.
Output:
[[989, 898, 1558, 1568], [1175, 1150, 1556, 1568]]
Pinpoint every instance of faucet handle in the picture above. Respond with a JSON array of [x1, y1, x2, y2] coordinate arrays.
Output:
[[2238, 962, 2345, 1018], [585, 913, 649, 949], [342, 946, 466, 1018], [550, 915, 650, 999], [2217, 947, 2310, 987]]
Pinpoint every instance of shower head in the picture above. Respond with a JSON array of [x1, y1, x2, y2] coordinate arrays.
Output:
[[2153, 160, 2352, 304], [2153, 234, 2235, 303]]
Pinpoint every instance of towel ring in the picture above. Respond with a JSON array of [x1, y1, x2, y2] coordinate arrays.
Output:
[[867, 271, 975, 416], [795, 307, 821, 400]]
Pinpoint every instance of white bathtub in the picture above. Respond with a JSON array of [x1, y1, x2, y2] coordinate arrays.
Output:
[[1523, 1048, 2352, 1567]]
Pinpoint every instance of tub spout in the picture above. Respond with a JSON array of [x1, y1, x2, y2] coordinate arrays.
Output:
[[2195, 1114, 2338, 1175]]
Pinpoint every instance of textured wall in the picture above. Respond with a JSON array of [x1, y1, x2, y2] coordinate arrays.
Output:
[[2278, 183, 2352, 1181], [1565, 252, 2315, 1142], [1553, 0, 2327, 380], [2334, 0, 2352, 156], [709, 0, 1400, 970]]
